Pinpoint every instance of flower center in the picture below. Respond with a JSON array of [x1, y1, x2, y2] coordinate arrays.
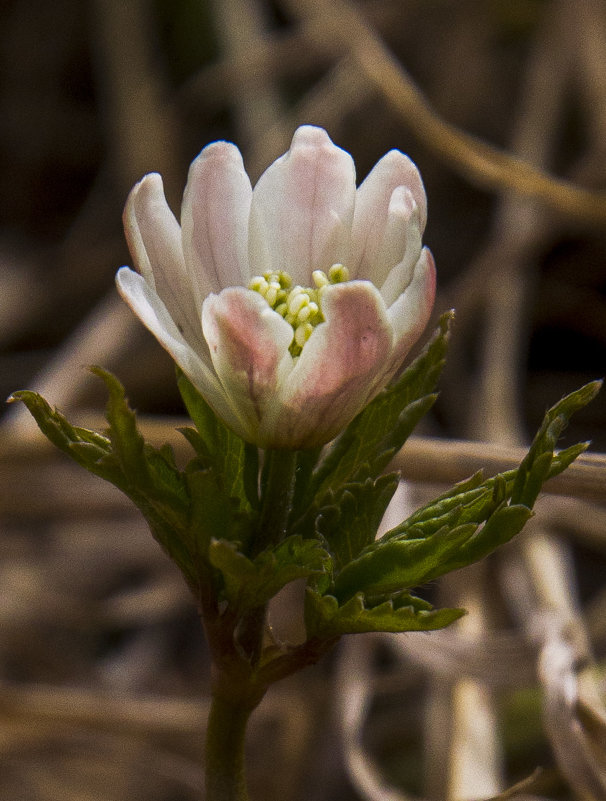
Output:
[[249, 264, 350, 356]]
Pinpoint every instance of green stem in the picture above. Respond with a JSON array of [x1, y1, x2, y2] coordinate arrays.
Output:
[[235, 603, 268, 666], [255, 449, 298, 555], [203, 450, 298, 799], [205, 690, 260, 801]]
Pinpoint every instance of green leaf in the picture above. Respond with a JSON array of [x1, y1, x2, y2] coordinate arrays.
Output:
[[92, 368, 188, 506], [209, 535, 332, 610], [11, 376, 201, 588], [386, 474, 511, 546], [208, 539, 256, 606], [511, 381, 601, 507], [305, 588, 464, 637], [91, 367, 151, 486], [382, 473, 486, 543], [9, 388, 128, 494], [315, 474, 399, 570], [241, 534, 332, 608], [9, 389, 113, 470], [289, 447, 323, 525], [334, 523, 478, 601], [550, 441, 589, 474], [177, 369, 259, 515], [330, 380, 601, 606], [453, 504, 533, 568], [184, 468, 242, 566], [89, 368, 203, 584], [306, 311, 453, 505], [176, 368, 221, 463]]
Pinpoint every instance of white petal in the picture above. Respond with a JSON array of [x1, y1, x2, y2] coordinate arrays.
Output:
[[352, 150, 427, 280], [378, 187, 423, 306], [116, 267, 243, 436], [123, 179, 155, 288], [387, 248, 436, 368], [181, 141, 252, 308], [249, 126, 355, 285], [201, 287, 294, 443], [265, 281, 393, 448], [123, 174, 204, 352]]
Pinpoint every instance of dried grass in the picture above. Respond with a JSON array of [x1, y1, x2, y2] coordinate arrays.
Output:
[[0, 1, 605, 799]]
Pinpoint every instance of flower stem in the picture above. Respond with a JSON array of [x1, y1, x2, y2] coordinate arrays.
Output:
[[255, 449, 298, 555], [202, 450, 299, 799], [205, 689, 259, 801]]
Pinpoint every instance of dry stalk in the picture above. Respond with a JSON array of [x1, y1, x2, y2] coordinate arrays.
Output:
[[283, 0, 606, 224]]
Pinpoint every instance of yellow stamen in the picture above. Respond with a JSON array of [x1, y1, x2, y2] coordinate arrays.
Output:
[[248, 267, 350, 356], [295, 322, 313, 349], [328, 263, 349, 283], [312, 270, 329, 288]]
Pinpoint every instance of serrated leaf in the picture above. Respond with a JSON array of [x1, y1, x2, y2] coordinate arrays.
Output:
[[209, 535, 332, 610], [304, 588, 464, 637], [315, 474, 399, 570], [550, 441, 589, 475], [10, 389, 132, 496], [517, 449, 553, 509], [91, 366, 152, 492], [307, 311, 453, 504], [92, 367, 188, 505], [250, 537, 331, 607], [144, 445, 188, 503], [208, 539, 256, 604], [511, 381, 601, 506], [386, 386, 597, 548], [177, 369, 259, 513], [340, 381, 600, 605], [334, 523, 478, 601], [384, 473, 487, 542], [9, 390, 113, 470], [289, 447, 323, 524], [454, 504, 533, 568], [176, 368, 222, 460], [361, 393, 437, 480], [11, 378, 201, 588], [90, 369, 204, 584], [185, 468, 239, 563]]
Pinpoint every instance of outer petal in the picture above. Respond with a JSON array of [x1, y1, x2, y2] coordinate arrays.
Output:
[[387, 248, 436, 370], [263, 281, 393, 448], [181, 142, 252, 308], [378, 187, 423, 306], [116, 267, 244, 435], [373, 186, 423, 306], [351, 150, 427, 280], [201, 287, 295, 442], [249, 126, 356, 285], [123, 174, 205, 353]]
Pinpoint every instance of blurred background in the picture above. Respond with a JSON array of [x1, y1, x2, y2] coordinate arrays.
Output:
[[1, 1, 605, 799]]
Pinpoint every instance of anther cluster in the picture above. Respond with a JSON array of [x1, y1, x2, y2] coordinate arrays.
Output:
[[249, 264, 350, 356]]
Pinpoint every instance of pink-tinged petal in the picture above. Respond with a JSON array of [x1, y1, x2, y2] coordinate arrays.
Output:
[[119, 129, 436, 450], [124, 174, 204, 352], [181, 142, 252, 307], [351, 150, 427, 280], [249, 126, 355, 285], [116, 267, 244, 435], [123, 180, 155, 287], [378, 188, 423, 306], [202, 287, 294, 442], [387, 248, 436, 368], [265, 281, 392, 448]]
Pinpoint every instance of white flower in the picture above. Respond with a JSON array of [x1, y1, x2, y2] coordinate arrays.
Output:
[[117, 126, 435, 449]]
